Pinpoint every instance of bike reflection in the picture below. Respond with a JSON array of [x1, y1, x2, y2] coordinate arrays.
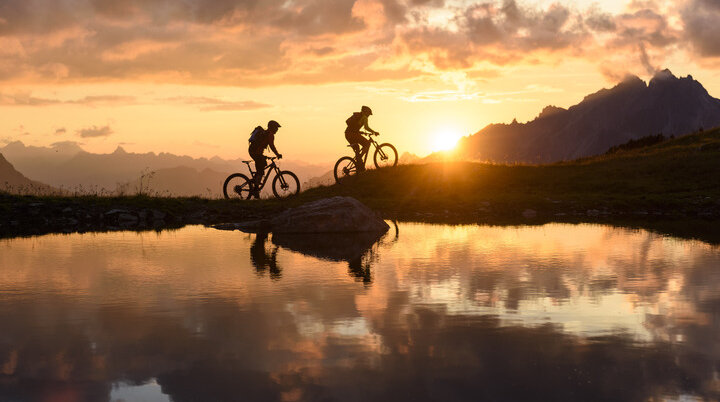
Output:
[[250, 232, 282, 280]]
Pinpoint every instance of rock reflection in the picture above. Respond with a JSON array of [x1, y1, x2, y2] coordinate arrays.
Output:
[[272, 230, 388, 284]]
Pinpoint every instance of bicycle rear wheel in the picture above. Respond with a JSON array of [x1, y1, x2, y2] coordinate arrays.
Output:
[[223, 173, 253, 200], [374, 143, 398, 169], [334, 156, 357, 182], [272, 171, 300, 198]]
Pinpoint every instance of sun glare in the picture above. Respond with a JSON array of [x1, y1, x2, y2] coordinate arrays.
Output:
[[431, 127, 463, 152]]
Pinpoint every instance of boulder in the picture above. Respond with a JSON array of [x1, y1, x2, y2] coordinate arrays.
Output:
[[270, 196, 389, 234]]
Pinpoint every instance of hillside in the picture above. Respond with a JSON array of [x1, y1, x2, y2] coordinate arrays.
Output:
[[2, 127, 720, 240], [452, 70, 720, 163], [0, 153, 58, 195], [302, 126, 720, 219]]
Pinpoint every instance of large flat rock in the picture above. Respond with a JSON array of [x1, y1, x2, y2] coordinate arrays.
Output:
[[270, 196, 389, 234]]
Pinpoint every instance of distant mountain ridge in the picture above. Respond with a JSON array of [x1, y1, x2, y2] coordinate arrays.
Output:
[[0, 142, 329, 197], [453, 69, 720, 163], [0, 153, 57, 195]]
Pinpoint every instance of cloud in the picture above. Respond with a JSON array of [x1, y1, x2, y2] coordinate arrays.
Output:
[[0, 0, 711, 87], [165, 96, 271, 111], [77, 125, 113, 138], [682, 0, 720, 57], [54, 127, 67, 135], [0, 93, 136, 106]]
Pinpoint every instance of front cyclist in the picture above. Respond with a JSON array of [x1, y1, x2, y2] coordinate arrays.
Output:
[[344, 106, 378, 171]]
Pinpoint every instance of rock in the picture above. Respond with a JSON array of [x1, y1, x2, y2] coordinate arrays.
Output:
[[105, 209, 129, 217], [270, 197, 389, 233], [118, 213, 138, 223], [522, 209, 537, 219], [211, 220, 271, 232]]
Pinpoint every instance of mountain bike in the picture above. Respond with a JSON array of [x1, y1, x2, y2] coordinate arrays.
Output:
[[333, 132, 398, 182], [223, 156, 300, 199]]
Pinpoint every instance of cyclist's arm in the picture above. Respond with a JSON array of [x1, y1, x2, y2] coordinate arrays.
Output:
[[268, 138, 281, 158], [362, 117, 378, 135]]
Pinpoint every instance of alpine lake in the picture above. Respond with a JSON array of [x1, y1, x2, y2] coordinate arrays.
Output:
[[1, 222, 720, 401]]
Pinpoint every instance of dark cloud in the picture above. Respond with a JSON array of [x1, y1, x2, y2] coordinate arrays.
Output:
[[77, 125, 113, 138], [682, 0, 720, 57], [54, 128, 67, 135], [0, 0, 711, 86]]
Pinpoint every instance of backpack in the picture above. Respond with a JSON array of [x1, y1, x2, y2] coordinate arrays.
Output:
[[345, 112, 363, 131], [248, 126, 264, 143]]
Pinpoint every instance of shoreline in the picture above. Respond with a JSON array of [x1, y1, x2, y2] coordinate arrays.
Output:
[[2, 193, 719, 245]]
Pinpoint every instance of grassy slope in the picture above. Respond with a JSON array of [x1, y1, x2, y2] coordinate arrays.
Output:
[[294, 127, 720, 219]]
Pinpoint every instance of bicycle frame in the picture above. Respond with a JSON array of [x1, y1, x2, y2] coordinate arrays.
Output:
[[354, 132, 381, 163], [244, 157, 285, 190]]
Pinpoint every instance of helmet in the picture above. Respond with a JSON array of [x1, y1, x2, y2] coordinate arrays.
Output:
[[267, 120, 281, 129], [361, 105, 372, 115]]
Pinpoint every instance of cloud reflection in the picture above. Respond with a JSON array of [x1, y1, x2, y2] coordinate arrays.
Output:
[[1, 223, 719, 401]]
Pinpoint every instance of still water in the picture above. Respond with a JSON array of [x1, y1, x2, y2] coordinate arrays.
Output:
[[1, 223, 720, 401]]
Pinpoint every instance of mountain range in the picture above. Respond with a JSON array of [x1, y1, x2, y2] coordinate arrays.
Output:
[[450, 69, 720, 163], [0, 153, 57, 195], [0, 142, 328, 197]]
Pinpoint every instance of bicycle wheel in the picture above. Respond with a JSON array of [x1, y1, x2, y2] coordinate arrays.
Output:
[[223, 173, 253, 199], [272, 170, 300, 198], [334, 156, 357, 182], [374, 143, 398, 169]]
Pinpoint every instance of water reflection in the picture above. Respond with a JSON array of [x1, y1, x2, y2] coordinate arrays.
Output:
[[251, 232, 281, 280], [1, 223, 719, 401]]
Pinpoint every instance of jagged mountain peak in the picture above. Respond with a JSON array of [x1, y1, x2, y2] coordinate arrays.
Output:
[[457, 71, 720, 164], [537, 105, 567, 119]]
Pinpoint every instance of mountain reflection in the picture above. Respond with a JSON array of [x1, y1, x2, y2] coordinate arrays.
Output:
[[0, 223, 719, 401]]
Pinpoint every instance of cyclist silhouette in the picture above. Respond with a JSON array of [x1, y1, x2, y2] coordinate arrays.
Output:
[[345, 106, 378, 171], [248, 120, 282, 197]]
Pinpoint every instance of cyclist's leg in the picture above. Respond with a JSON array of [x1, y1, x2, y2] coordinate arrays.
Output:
[[357, 136, 370, 171], [250, 153, 266, 195], [345, 131, 367, 170]]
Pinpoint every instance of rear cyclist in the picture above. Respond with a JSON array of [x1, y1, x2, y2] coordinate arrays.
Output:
[[344, 106, 378, 171], [248, 120, 283, 197]]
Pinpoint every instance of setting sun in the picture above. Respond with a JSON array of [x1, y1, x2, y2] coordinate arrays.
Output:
[[431, 127, 464, 152]]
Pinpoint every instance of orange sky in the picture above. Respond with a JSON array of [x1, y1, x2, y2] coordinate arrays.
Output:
[[1, 0, 720, 163]]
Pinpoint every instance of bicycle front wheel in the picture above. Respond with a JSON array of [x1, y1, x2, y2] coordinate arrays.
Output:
[[334, 156, 357, 182], [272, 171, 300, 198], [374, 143, 398, 169], [223, 173, 254, 199]]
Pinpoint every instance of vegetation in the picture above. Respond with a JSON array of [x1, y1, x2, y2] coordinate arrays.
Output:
[[2, 127, 719, 240], [605, 134, 668, 154]]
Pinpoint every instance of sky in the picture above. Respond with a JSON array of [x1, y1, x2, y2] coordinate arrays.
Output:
[[1, 0, 720, 163]]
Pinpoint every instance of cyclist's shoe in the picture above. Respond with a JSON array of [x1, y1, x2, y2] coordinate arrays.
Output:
[[356, 162, 366, 172], [250, 189, 260, 199]]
